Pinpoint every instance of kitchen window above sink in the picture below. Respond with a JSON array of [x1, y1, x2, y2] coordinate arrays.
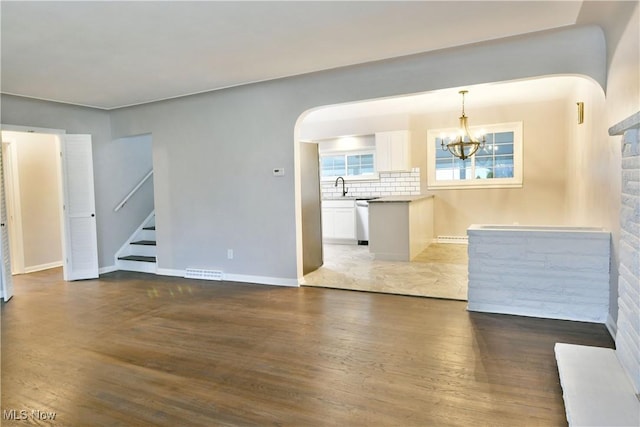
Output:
[[320, 151, 376, 180], [317, 134, 379, 182]]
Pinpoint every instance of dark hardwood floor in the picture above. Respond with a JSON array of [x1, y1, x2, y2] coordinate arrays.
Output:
[[1, 268, 614, 426]]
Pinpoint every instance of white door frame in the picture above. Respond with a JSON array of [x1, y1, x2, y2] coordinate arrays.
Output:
[[1, 139, 25, 274]]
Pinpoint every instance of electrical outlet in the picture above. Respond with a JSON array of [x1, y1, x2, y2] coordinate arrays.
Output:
[[227, 249, 233, 259]]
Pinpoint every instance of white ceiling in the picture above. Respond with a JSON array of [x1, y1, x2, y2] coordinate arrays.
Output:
[[303, 76, 581, 123], [1, 1, 586, 110]]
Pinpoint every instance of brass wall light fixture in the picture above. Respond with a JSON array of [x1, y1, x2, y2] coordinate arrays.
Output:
[[577, 102, 584, 124], [441, 90, 486, 160]]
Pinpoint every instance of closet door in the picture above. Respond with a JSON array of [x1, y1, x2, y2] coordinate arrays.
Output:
[[60, 134, 99, 281]]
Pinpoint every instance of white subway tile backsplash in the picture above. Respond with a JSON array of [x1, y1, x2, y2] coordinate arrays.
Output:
[[321, 169, 421, 199]]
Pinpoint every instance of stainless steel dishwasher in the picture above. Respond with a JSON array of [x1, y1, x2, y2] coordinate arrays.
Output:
[[356, 198, 377, 245]]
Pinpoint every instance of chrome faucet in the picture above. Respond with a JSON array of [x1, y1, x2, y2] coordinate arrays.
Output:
[[335, 176, 348, 197]]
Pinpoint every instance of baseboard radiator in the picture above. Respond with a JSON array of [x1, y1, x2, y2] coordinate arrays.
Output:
[[436, 235, 469, 244]]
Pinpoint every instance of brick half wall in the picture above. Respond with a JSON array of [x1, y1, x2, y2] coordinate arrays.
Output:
[[609, 112, 640, 396], [467, 225, 611, 323]]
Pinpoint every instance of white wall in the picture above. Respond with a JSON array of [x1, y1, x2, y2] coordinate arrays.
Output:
[[563, 78, 617, 330], [316, 134, 375, 153], [572, 1, 640, 333], [301, 115, 410, 141], [585, 1, 639, 391], [3, 132, 62, 271], [415, 98, 571, 236]]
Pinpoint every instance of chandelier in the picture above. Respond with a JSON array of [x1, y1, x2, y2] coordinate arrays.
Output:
[[441, 90, 485, 160]]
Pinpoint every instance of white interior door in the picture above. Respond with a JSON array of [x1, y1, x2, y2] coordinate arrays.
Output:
[[60, 134, 99, 281], [0, 143, 14, 301]]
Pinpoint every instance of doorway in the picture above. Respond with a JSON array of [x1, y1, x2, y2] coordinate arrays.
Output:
[[0, 125, 99, 294], [1, 131, 64, 275], [295, 128, 468, 300]]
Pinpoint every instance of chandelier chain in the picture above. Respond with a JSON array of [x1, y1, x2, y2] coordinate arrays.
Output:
[[460, 90, 467, 116]]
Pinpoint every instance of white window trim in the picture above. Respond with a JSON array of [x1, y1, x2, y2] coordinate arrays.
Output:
[[320, 149, 379, 182], [427, 121, 523, 190]]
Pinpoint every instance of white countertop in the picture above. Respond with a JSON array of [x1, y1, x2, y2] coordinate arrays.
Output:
[[368, 194, 433, 203]]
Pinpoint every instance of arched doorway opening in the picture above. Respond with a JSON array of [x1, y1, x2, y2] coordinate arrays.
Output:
[[294, 75, 607, 300]]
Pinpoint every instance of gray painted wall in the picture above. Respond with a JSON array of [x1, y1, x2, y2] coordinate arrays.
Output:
[[108, 133, 154, 256], [0, 25, 613, 283], [106, 25, 606, 281]]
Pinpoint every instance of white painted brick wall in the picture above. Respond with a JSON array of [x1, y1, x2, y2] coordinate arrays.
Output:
[[321, 168, 420, 199], [613, 122, 640, 395], [467, 227, 611, 323]]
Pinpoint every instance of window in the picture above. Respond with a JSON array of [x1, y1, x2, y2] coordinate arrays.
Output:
[[427, 122, 522, 189], [320, 151, 376, 180]]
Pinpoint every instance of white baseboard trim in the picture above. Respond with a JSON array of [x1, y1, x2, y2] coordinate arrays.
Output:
[[225, 273, 299, 287], [99, 265, 118, 275], [606, 313, 617, 339], [117, 260, 157, 274], [156, 268, 298, 287], [24, 261, 63, 274], [156, 268, 184, 277]]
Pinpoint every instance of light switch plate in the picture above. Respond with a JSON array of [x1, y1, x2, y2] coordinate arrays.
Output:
[[273, 168, 285, 177]]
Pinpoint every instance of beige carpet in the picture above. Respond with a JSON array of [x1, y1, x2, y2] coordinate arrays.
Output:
[[303, 243, 468, 300]]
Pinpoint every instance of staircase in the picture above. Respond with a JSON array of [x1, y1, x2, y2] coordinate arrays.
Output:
[[115, 212, 157, 274]]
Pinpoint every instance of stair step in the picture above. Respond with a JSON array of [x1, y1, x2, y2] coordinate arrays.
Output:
[[143, 226, 156, 230], [137, 229, 156, 241], [118, 255, 156, 263], [131, 240, 156, 246]]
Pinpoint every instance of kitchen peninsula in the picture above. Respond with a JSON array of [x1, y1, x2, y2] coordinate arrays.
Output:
[[368, 195, 434, 261]]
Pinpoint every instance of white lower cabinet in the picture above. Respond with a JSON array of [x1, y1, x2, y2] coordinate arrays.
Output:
[[322, 200, 356, 244]]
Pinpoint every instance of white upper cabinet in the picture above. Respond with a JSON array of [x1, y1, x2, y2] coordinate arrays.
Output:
[[375, 130, 411, 172]]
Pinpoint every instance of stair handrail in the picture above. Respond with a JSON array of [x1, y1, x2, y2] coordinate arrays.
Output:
[[114, 169, 153, 212]]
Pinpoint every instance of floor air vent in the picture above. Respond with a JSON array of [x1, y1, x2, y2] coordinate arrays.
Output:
[[185, 268, 224, 281], [436, 235, 469, 244]]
